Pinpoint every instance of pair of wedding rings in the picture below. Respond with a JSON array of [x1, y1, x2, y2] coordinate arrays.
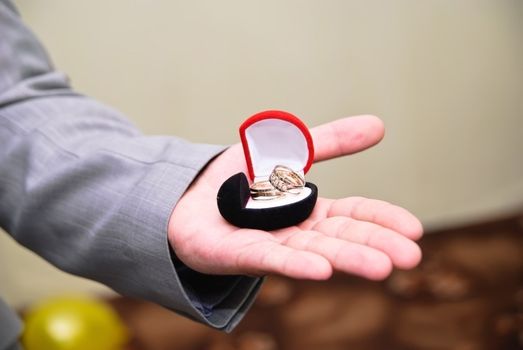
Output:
[[250, 165, 305, 200]]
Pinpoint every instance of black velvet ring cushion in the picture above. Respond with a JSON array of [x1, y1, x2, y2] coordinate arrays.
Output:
[[217, 172, 318, 231]]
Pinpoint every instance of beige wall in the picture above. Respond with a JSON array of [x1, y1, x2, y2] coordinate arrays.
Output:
[[2, 0, 522, 307]]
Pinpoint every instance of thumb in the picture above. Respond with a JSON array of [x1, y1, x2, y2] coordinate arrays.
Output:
[[310, 115, 385, 162]]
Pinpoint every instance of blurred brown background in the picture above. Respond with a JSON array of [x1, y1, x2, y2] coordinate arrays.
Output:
[[1, 1, 522, 349], [110, 215, 523, 350]]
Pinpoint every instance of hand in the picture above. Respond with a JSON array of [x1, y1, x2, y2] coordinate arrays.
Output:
[[168, 115, 423, 280]]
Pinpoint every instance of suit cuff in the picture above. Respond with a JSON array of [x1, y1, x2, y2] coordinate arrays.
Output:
[[119, 142, 262, 331], [170, 247, 264, 331]]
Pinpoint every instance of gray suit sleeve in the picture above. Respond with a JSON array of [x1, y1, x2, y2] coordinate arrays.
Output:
[[0, 0, 262, 332]]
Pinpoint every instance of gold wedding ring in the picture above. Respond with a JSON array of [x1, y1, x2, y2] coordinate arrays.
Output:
[[249, 165, 306, 200], [249, 180, 283, 200], [269, 165, 305, 194]]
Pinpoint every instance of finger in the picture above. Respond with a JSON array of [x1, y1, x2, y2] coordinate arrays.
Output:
[[328, 197, 424, 240], [312, 216, 422, 269], [280, 230, 393, 280], [232, 237, 333, 280], [310, 115, 385, 162]]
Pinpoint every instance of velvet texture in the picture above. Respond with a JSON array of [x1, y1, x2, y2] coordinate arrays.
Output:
[[217, 173, 317, 230]]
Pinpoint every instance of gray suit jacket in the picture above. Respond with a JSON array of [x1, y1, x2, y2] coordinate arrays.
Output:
[[0, 1, 261, 347]]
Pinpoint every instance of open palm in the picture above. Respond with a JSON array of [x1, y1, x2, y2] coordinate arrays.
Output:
[[168, 115, 423, 281]]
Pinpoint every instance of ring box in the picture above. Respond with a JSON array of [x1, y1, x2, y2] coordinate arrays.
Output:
[[217, 110, 318, 230]]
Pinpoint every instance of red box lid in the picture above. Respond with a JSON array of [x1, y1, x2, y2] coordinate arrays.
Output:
[[239, 110, 315, 181]]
